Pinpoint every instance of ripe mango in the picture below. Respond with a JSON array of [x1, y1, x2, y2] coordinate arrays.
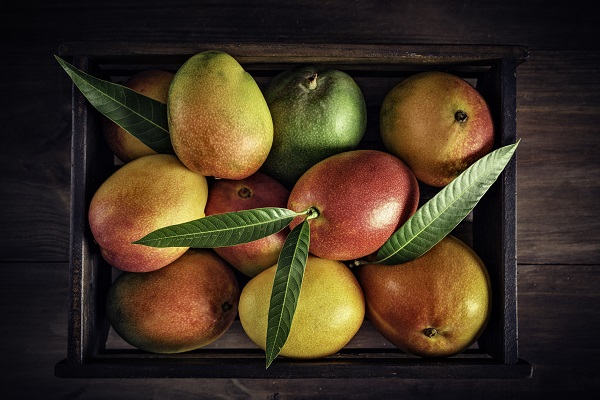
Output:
[[168, 51, 273, 180], [88, 154, 208, 272], [287, 150, 420, 261], [238, 255, 365, 360], [106, 249, 240, 353], [102, 69, 174, 163], [356, 235, 491, 358], [204, 172, 290, 278], [380, 71, 494, 187]]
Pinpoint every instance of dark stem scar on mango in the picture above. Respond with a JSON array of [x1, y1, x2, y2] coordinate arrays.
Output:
[[238, 186, 253, 199], [307, 73, 318, 90], [454, 110, 468, 123], [306, 206, 320, 220], [423, 327, 438, 338]]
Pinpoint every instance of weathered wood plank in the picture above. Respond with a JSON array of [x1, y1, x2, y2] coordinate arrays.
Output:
[[0, 0, 599, 397], [1, 2, 598, 264], [2, 1, 598, 50], [2, 262, 597, 397], [516, 51, 600, 265]]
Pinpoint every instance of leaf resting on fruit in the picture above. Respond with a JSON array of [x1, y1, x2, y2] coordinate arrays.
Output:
[[54, 55, 173, 154], [265, 218, 311, 368], [375, 140, 519, 265], [133, 207, 301, 248]]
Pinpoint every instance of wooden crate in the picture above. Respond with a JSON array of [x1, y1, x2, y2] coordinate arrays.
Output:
[[54, 42, 531, 379]]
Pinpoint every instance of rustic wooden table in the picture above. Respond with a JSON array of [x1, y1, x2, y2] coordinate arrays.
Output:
[[1, 1, 598, 398]]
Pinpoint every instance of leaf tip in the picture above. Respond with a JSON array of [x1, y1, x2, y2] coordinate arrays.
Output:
[[265, 346, 280, 369], [265, 356, 274, 369], [130, 235, 149, 246], [54, 54, 67, 68]]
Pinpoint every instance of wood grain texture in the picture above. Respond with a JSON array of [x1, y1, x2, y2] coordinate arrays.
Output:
[[516, 51, 600, 265], [2, 0, 598, 49], [1, 1, 598, 263], [0, 0, 598, 398], [2, 263, 597, 398]]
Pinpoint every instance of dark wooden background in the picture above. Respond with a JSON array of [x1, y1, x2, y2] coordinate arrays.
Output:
[[1, 1, 598, 398]]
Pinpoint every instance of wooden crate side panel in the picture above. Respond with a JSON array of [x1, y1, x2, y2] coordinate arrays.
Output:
[[68, 56, 114, 364], [473, 58, 519, 364]]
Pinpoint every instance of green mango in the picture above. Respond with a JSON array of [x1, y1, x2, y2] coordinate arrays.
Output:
[[261, 65, 367, 188]]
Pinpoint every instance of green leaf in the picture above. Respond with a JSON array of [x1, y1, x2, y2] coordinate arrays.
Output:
[[265, 218, 311, 368], [54, 55, 173, 154], [375, 141, 519, 265], [133, 207, 301, 248]]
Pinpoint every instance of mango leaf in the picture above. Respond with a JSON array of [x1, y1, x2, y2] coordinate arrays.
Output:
[[265, 218, 311, 368], [133, 207, 301, 248], [375, 140, 519, 265], [54, 55, 173, 154]]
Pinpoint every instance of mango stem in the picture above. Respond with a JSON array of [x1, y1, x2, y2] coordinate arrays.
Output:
[[305, 206, 320, 220], [237, 186, 252, 198], [454, 110, 468, 123], [423, 327, 438, 338], [307, 73, 318, 90]]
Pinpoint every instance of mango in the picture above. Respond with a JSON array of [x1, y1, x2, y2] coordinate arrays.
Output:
[[261, 65, 366, 188], [106, 249, 240, 353], [287, 150, 420, 261], [238, 255, 365, 360], [356, 235, 491, 358], [168, 50, 273, 180], [102, 69, 174, 163], [380, 71, 494, 187], [88, 154, 208, 272]]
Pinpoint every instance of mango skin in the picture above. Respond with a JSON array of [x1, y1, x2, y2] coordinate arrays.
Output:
[[102, 70, 174, 163], [88, 154, 208, 272], [168, 50, 273, 180], [261, 65, 367, 188], [106, 249, 240, 354], [204, 172, 290, 277], [238, 255, 365, 359], [287, 150, 420, 261], [380, 71, 494, 187], [356, 235, 491, 358]]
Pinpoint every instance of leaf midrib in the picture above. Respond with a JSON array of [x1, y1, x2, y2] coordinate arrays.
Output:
[[134, 208, 300, 245], [80, 69, 166, 133], [268, 223, 306, 361], [377, 152, 503, 264], [56, 56, 168, 135]]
